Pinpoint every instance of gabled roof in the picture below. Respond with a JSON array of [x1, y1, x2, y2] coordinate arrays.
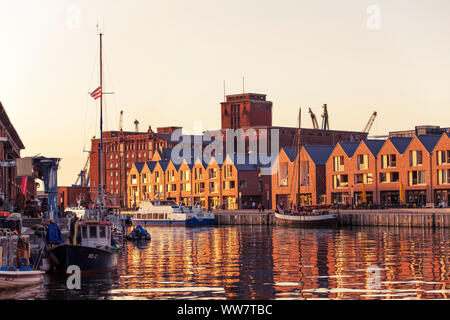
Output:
[[157, 160, 170, 171], [339, 142, 360, 158], [417, 135, 441, 153], [225, 153, 259, 171], [133, 162, 145, 173], [389, 137, 412, 154], [282, 147, 298, 162], [303, 145, 334, 165], [364, 139, 385, 157], [146, 161, 157, 173]]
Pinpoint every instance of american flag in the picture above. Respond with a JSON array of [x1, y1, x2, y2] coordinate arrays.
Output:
[[90, 86, 102, 100]]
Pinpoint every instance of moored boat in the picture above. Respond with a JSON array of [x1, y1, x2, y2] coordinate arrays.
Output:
[[131, 200, 215, 226], [47, 220, 119, 273], [274, 205, 337, 227], [0, 266, 45, 289]]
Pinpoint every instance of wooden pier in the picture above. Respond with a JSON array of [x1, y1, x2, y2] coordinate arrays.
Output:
[[214, 209, 450, 228]]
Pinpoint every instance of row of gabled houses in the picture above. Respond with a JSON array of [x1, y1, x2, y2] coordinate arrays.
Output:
[[126, 132, 450, 210], [273, 132, 450, 209], [126, 150, 272, 210]]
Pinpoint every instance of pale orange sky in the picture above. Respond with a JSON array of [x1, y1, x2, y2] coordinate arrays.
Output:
[[0, 0, 449, 186]]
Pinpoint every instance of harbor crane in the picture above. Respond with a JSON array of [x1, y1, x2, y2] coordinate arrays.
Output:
[[73, 154, 90, 187], [321, 104, 330, 130], [363, 111, 377, 133], [134, 119, 139, 132], [308, 108, 319, 129]]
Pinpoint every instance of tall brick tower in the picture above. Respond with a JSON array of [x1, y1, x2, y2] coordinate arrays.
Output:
[[221, 93, 272, 130]]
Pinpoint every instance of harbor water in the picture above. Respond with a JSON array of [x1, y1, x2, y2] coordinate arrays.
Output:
[[1, 225, 449, 300]]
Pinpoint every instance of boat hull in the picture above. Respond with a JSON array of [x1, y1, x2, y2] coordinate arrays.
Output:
[[48, 244, 118, 274], [274, 212, 337, 228], [132, 217, 215, 226], [0, 271, 45, 289]]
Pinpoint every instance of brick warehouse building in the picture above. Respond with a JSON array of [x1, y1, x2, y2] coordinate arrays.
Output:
[[218, 93, 367, 153], [89, 126, 179, 207]]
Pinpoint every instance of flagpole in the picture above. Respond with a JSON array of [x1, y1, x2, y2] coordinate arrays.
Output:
[[99, 31, 104, 210]]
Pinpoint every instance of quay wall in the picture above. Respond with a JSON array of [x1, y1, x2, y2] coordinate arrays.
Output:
[[335, 209, 450, 228], [214, 209, 450, 228], [215, 210, 274, 225]]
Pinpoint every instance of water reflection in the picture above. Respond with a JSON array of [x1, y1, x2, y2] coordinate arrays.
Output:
[[20, 225, 450, 299]]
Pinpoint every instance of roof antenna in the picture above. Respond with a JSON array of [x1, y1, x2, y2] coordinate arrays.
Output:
[[223, 80, 226, 101], [242, 76, 245, 94]]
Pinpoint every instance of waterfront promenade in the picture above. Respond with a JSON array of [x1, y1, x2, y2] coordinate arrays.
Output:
[[213, 208, 450, 228]]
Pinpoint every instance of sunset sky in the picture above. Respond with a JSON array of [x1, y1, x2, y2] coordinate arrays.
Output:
[[1, 0, 449, 186]]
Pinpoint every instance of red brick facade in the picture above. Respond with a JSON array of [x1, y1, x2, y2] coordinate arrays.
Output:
[[90, 127, 175, 206]]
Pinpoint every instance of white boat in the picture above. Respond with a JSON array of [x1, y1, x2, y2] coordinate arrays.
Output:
[[0, 267, 45, 289], [131, 200, 215, 226]]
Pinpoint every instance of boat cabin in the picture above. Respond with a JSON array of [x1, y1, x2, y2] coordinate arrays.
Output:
[[79, 221, 112, 248]]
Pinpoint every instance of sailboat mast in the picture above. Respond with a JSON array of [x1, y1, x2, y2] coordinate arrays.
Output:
[[297, 107, 301, 207], [99, 32, 104, 207]]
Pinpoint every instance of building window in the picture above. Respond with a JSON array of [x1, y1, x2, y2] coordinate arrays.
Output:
[[209, 182, 217, 193], [333, 156, 344, 172], [195, 167, 203, 180], [333, 174, 348, 188], [409, 170, 426, 185], [279, 162, 288, 186], [357, 154, 369, 170], [131, 175, 137, 185], [209, 168, 217, 179], [239, 180, 247, 189], [409, 150, 423, 167], [354, 173, 373, 184], [381, 154, 396, 168], [437, 169, 450, 185], [195, 182, 205, 193], [224, 165, 233, 178], [437, 150, 450, 165]]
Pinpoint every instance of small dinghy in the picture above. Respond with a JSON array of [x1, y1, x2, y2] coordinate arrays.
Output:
[[126, 225, 151, 241], [0, 266, 45, 289]]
